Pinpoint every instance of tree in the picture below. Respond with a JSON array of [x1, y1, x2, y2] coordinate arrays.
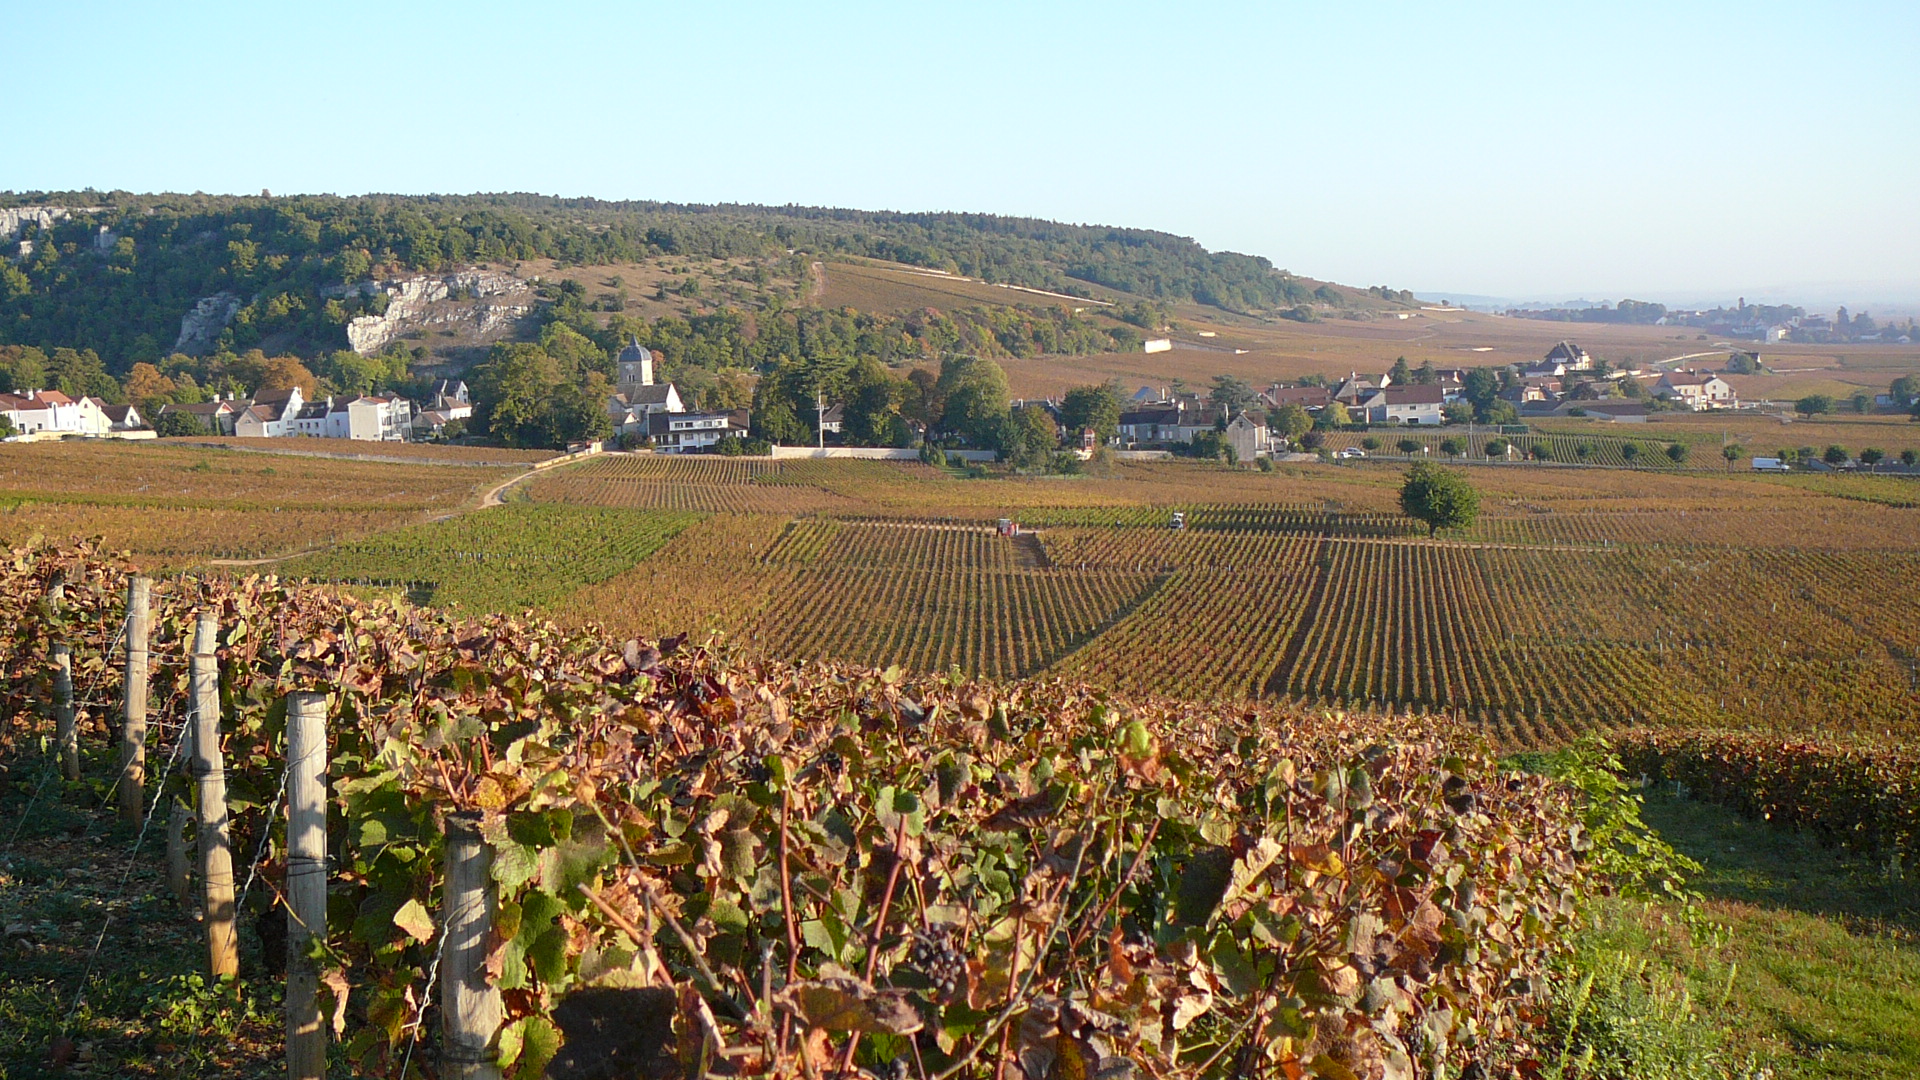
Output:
[[1797, 394, 1835, 417], [1463, 368, 1501, 417], [1442, 400, 1474, 426], [1314, 402, 1351, 431], [843, 357, 910, 447], [1004, 405, 1061, 468], [1388, 357, 1411, 385], [1665, 443, 1688, 464], [1721, 443, 1743, 471], [1902, 449, 1918, 467], [1361, 436, 1382, 451], [1439, 437, 1466, 457], [1397, 438, 1423, 455], [153, 408, 207, 437], [1399, 461, 1479, 537], [1208, 375, 1256, 416], [935, 356, 1011, 447], [1851, 392, 1873, 414], [1271, 403, 1312, 444], [1414, 361, 1437, 385], [1621, 442, 1640, 465], [1060, 383, 1122, 443], [1891, 376, 1919, 408], [1860, 447, 1885, 470], [1531, 443, 1554, 462], [122, 363, 177, 409], [1482, 399, 1519, 425], [1484, 438, 1509, 458], [1824, 444, 1849, 466]]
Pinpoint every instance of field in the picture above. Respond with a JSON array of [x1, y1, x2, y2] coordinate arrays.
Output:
[[0, 441, 517, 566]]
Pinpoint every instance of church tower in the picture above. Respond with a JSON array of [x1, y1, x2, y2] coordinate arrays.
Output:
[[617, 337, 655, 391]]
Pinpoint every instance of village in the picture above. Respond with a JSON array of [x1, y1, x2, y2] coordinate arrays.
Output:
[[0, 337, 1816, 465]]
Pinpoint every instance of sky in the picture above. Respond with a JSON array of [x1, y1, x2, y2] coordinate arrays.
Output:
[[5, 0, 1917, 308]]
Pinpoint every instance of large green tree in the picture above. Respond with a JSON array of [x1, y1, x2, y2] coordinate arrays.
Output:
[[1399, 461, 1479, 537], [935, 356, 1011, 447], [1060, 382, 1122, 443]]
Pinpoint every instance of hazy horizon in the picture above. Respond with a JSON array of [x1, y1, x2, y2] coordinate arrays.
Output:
[[8, 1, 1915, 308]]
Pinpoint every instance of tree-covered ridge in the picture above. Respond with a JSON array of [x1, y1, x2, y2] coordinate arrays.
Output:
[[0, 191, 1315, 367]]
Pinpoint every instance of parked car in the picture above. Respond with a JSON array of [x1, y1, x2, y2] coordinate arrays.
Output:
[[1337, 447, 1367, 459]]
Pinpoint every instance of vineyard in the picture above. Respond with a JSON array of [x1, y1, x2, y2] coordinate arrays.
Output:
[[0, 441, 515, 566], [276, 505, 702, 611], [0, 543, 1602, 1079], [7, 442, 1920, 744]]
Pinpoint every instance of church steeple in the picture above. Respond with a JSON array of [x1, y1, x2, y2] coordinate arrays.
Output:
[[617, 337, 655, 389]]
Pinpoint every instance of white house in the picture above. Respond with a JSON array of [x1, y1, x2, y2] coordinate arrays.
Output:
[[1354, 385, 1446, 425], [1653, 372, 1736, 411], [324, 394, 413, 440], [290, 401, 330, 437], [1142, 338, 1172, 354], [0, 390, 111, 435], [1543, 341, 1593, 371], [83, 399, 146, 432], [234, 387, 305, 439], [647, 410, 749, 452]]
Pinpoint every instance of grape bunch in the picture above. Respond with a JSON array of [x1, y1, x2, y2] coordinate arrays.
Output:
[[909, 924, 967, 999]]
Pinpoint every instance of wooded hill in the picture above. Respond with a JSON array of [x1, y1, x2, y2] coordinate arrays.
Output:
[[0, 192, 1369, 371]]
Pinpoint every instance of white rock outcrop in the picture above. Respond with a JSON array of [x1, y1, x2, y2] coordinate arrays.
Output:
[[340, 269, 535, 354], [173, 292, 244, 355]]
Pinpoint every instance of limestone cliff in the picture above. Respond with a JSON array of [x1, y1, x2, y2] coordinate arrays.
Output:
[[0, 206, 89, 259], [173, 292, 244, 355], [338, 270, 535, 355]]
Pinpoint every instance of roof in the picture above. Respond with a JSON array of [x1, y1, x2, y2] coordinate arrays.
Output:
[[1381, 385, 1446, 405], [1264, 386, 1331, 407], [294, 402, 329, 420], [432, 379, 467, 394], [621, 384, 678, 406], [165, 400, 236, 417], [253, 387, 300, 406], [820, 403, 845, 423], [1119, 406, 1185, 426], [1544, 341, 1588, 362], [1579, 401, 1647, 416], [617, 337, 654, 365], [242, 403, 285, 422], [100, 404, 138, 423]]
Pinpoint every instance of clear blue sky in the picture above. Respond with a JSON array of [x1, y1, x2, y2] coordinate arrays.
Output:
[[7, 0, 1916, 307]]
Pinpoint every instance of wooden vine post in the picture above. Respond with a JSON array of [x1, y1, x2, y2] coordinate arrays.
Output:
[[285, 691, 330, 1080], [53, 643, 77, 781], [442, 811, 503, 1080], [191, 613, 238, 975], [48, 572, 79, 781], [118, 576, 152, 824]]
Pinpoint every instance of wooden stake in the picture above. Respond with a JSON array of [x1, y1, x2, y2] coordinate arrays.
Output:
[[285, 691, 329, 1080], [192, 614, 238, 976], [53, 643, 77, 781], [442, 811, 502, 1080], [118, 577, 151, 824]]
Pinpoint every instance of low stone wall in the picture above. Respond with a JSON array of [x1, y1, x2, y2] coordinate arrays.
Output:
[[769, 446, 996, 463]]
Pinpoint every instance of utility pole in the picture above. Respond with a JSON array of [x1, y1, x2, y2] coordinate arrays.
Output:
[[816, 389, 825, 450]]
